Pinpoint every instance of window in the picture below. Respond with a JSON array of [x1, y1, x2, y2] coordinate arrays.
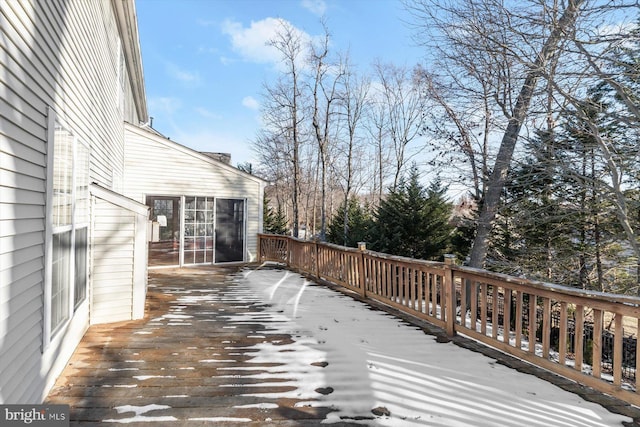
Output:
[[48, 119, 90, 336], [51, 231, 71, 331], [73, 141, 89, 310]]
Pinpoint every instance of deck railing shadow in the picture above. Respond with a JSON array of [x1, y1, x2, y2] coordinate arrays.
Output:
[[258, 233, 640, 406]]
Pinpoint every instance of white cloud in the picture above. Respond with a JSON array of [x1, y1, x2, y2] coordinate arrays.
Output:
[[197, 19, 216, 27], [219, 56, 236, 66], [301, 0, 326, 16], [221, 17, 282, 64], [197, 45, 218, 55], [148, 96, 182, 115], [194, 107, 222, 120], [221, 17, 312, 66], [165, 62, 201, 86], [242, 96, 260, 110]]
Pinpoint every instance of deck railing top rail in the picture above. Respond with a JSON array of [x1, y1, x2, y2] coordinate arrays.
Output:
[[452, 264, 640, 307]]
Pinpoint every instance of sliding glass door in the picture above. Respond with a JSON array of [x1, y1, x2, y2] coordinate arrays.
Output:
[[146, 196, 245, 266]]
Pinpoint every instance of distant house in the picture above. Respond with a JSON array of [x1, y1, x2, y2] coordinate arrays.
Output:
[[0, 0, 264, 404]]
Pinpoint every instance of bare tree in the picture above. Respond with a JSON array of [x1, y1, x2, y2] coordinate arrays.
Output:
[[366, 92, 392, 204], [373, 61, 426, 191], [415, 67, 491, 202], [309, 22, 343, 241], [336, 56, 371, 244], [407, 0, 586, 268], [260, 19, 307, 237]]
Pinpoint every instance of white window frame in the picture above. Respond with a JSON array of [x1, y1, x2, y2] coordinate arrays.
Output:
[[73, 138, 90, 310], [43, 107, 90, 349]]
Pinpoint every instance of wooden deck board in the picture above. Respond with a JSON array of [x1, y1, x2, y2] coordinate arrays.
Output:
[[46, 267, 361, 426]]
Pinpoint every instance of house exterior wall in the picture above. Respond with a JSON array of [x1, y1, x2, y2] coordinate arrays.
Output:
[[123, 124, 266, 263], [0, 0, 147, 403], [91, 184, 148, 324]]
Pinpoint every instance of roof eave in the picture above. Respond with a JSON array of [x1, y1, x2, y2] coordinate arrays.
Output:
[[112, 0, 148, 123]]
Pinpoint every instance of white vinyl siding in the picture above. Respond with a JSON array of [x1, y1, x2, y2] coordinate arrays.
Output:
[[123, 124, 266, 263], [1, 0, 51, 404], [91, 185, 148, 324], [0, 0, 146, 404], [92, 200, 135, 323]]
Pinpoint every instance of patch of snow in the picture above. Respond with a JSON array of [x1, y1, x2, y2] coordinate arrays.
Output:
[[103, 404, 177, 424], [230, 268, 632, 427], [233, 403, 279, 409], [163, 314, 193, 319], [133, 375, 176, 381], [188, 417, 251, 422], [101, 384, 138, 388]]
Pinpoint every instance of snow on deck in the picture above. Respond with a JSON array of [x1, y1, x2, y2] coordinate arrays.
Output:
[[45, 266, 631, 426]]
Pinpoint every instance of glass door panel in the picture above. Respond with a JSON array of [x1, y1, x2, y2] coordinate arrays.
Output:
[[146, 196, 180, 266], [183, 196, 215, 264], [215, 199, 245, 263]]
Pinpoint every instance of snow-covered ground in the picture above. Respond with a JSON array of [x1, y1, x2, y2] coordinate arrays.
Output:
[[234, 266, 631, 426]]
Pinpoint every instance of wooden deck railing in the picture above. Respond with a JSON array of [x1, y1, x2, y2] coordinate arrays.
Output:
[[258, 233, 640, 406]]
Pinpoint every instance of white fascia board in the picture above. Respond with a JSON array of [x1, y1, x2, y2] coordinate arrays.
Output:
[[90, 183, 149, 216]]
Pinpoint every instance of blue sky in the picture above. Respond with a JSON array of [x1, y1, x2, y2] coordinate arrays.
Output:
[[135, 0, 426, 166]]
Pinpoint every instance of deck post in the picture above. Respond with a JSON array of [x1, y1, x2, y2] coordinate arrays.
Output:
[[444, 254, 457, 337], [314, 240, 320, 277], [358, 242, 367, 298]]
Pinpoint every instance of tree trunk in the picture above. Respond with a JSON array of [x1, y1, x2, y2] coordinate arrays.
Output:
[[468, 0, 584, 268]]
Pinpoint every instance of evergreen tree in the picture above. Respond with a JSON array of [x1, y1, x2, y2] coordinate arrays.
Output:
[[494, 85, 632, 292], [372, 167, 454, 260], [422, 179, 456, 258], [560, 87, 629, 292], [495, 130, 575, 280], [326, 197, 374, 248], [263, 196, 288, 235]]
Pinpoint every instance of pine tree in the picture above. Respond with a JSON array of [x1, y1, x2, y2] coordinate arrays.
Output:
[[326, 197, 373, 248], [372, 167, 454, 260], [263, 196, 288, 235], [422, 179, 456, 259], [495, 130, 574, 280]]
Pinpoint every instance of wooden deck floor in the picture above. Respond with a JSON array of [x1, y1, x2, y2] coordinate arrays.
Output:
[[45, 267, 361, 426], [45, 266, 639, 427]]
